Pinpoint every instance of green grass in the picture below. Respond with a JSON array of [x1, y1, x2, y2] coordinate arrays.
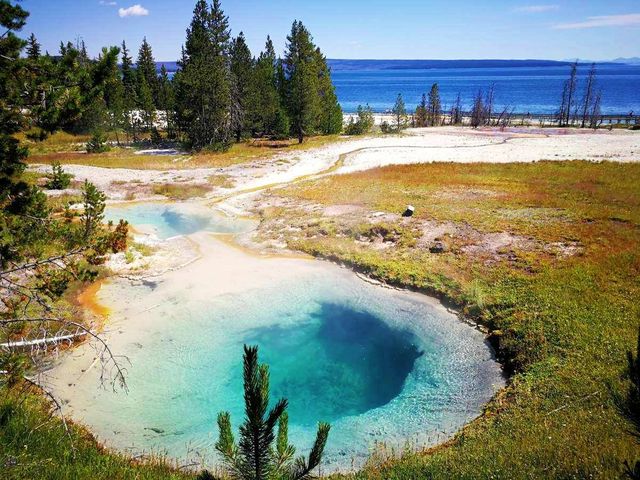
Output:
[[151, 182, 213, 200], [258, 160, 640, 478], [0, 387, 191, 480]]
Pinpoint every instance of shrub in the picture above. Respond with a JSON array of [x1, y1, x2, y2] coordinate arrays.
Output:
[[345, 104, 375, 135], [45, 161, 72, 190], [107, 219, 129, 253], [86, 131, 110, 153]]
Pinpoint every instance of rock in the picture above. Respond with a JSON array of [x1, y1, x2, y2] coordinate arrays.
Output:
[[402, 205, 415, 217], [429, 240, 446, 253], [145, 427, 165, 434]]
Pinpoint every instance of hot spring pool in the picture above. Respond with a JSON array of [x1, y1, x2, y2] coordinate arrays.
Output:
[[53, 203, 504, 472], [104, 202, 255, 239]]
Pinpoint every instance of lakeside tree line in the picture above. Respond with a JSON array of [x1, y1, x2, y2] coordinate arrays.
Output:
[[15, 0, 342, 150], [376, 61, 612, 132]]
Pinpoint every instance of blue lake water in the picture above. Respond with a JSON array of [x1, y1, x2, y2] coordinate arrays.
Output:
[[105, 202, 255, 239], [330, 63, 640, 114], [160, 59, 640, 115]]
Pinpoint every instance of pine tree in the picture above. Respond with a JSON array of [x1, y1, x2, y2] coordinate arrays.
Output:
[[0, 0, 49, 267], [229, 32, 254, 141], [253, 36, 281, 136], [157, 64, 175, 136], [100, 45, 126, 145], [119, 41, 138, 140], [392, 93, 407, 131], [137, 73, 155, 131], [449, 92, 462, 125], [427, 82, 441, 126], [415, 93, 427, 127], [79, 39, 88, 62], [136, 37, 158, 107], [80, 180, 106, 241], [26, 32, 40, 59], [283, 20, 320, 143], [175, 0, 231, 150], [314, 47, 342, 135], [213, 345, 330, 480], [120, 40, 137, 105]]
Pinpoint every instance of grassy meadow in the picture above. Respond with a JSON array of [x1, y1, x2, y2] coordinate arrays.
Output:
[[22, 131, 343, 170]]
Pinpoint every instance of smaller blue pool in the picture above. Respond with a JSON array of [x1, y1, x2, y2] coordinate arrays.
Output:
[[104, 202, 256, 239]]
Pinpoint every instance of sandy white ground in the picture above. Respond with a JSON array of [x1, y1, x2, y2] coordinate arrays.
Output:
[[31, 126, 639, 204]]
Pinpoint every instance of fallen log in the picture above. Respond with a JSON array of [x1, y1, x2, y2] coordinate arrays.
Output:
[[0, 332, 86, 349]]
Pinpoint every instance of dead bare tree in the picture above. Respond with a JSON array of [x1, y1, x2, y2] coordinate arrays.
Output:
[[497, 106, 514, 130], [559, 61, 578, 127], [450, 92, 463, 125], [470, 89, 484, 128], [1, 250, 129, 455], [589, 90, 603, 129], [484, 84, 495, 125], [580, 63, 597, 128]]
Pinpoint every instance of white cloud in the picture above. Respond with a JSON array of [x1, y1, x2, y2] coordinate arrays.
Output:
[[514, 5, 559, 13], [553, 13, 640, 29], [99, 1, 117, 5], [118, 4, 149, 18]]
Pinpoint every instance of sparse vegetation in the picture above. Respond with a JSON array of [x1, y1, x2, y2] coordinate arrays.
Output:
[[44, 160, 72, 189], [152, 182, 212, 199], [345, 104, 374, 135]]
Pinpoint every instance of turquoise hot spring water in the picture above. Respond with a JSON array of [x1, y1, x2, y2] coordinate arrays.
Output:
[[58, 203, 504, 471]]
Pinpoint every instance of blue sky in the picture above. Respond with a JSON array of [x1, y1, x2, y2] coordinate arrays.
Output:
[[20, 0, 640, 61]]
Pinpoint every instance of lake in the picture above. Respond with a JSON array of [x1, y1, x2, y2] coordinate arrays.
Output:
[[159, 59, 640, 115]]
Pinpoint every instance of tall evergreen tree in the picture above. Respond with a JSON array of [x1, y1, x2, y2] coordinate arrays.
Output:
[[229, 32, 254, 141], [415, 93, 428, 127], [0, 0, 48, 267], [136, 37, 158, 107], [120, 41, 138, 140], [314, 47, 342, 135], [450, 92, 463, 125], [175, 0, 231, 150], [392, 93, 407, 131], [427, 82, 441, 126], [157, 64, 175, 136], [253, 36, 281, 136], [120, 40, 137, 104], [25, 32, 40, 59], [283, 20, 320, 143], [137, 74, 155, 131]]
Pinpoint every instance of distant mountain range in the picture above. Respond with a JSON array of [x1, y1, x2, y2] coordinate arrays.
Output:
[[612, 57, 640, 65], [156, 58, 638, 73], [325, 59, 588, 70]]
